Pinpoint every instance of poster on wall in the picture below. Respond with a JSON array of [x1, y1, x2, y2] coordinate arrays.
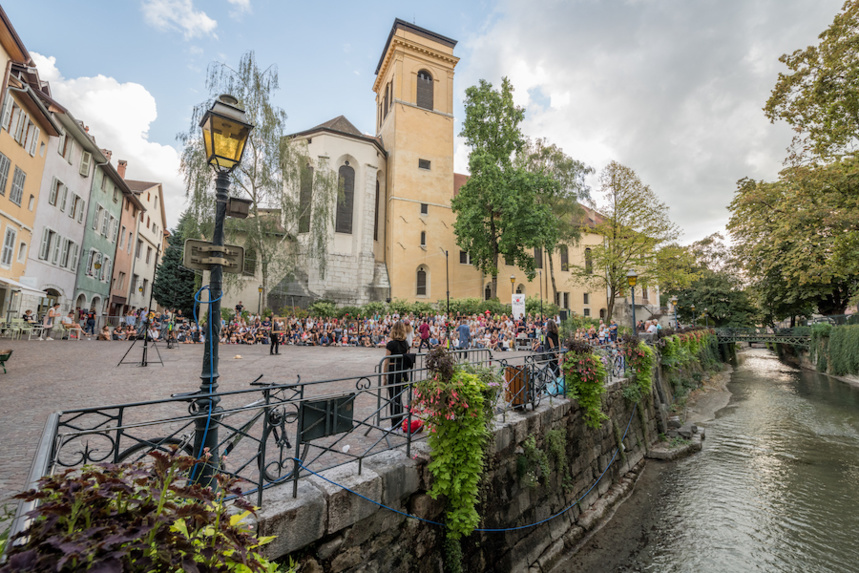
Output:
[[512, 294, 525, 319]]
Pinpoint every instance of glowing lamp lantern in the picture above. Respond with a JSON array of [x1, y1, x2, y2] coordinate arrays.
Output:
[[199, 95, 253, 173]]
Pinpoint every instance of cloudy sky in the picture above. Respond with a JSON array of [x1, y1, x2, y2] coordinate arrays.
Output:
[[5, 0, 844, 241]]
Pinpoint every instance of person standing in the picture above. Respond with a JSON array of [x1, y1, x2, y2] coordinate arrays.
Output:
[[417, 318, 431, 352], [545, 320, 561, 378], [40, 303, 61, 340], [235, 301, 244, 319], [384, 321, 412, 430], [270, 317, 281, 355], [456, 318, 471, 359]]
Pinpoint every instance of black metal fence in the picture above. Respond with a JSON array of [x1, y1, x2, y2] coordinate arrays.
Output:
[[8, 347, 628, 549]]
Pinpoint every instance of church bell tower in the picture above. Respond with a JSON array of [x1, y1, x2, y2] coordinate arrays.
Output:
[[373, 19, 461, 302]]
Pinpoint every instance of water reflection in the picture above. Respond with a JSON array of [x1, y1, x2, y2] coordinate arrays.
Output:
[[638, 349, 859, 573]]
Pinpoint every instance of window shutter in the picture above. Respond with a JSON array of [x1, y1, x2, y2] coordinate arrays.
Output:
[[77, 200, 85, 223], [70, 243, 79, 270], [51, 234, 61, 265], [28, 126, 39, 156], [93, 205, 101, 230], [416, 70, 433, 110], [60, 239, 69, 267], [48, 178, 58, 205], [0, 93, 11, 131], [80, 151, 92, 177], [59, 185, 68, 213], [39, 227, 50, 260], [56, 129, 66, 156]]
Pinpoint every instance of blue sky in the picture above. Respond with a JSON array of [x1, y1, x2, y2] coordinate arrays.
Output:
[[4, 0, 845, 241]]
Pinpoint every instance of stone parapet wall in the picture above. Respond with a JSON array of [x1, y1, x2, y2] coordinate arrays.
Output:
[[257, 376, 660, 572]]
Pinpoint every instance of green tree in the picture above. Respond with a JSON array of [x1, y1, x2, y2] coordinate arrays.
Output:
[[765, 0, 859, 160], [152, 210, 198, 316], [178, 51, 336, 299], [728, 160, 859, 318], [452, 78, 559, 299], [518, 137, 593, 303], [569, 161, 680, 321]]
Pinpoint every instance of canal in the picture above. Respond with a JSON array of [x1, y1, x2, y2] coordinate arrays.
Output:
[[563, 348, 859, 572]]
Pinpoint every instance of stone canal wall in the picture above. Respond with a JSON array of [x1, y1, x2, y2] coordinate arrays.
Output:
[[257, 374, 663, 572]]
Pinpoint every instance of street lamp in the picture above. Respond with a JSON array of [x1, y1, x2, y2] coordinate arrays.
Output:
[[704, 307, 709, 328], [538, 268, 543, 323], [195, 94, 253, 486], [670, 296, 678, 328], [627, 270, 638, 333], [691, 304, 696, 327], [258, 285, 263, 315], [439, 247, 450, 318]]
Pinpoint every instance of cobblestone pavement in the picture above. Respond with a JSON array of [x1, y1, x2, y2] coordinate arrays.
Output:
[[0, 338, 530, 506]]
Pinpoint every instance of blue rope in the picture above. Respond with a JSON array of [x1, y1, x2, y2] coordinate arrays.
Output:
[[291, 403, 638, 533], [189, 285, 221, 480]]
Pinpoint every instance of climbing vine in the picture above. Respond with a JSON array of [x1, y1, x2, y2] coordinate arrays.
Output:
[[411, 348, 490, 542], [622, 339, 655, 399], [562, 341, 608, 429]]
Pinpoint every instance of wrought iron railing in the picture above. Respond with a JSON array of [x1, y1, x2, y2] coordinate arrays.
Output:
[[8, 347, 630, 550]]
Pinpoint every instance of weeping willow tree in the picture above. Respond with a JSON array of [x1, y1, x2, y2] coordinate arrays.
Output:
[[178, 51, 337, 299]]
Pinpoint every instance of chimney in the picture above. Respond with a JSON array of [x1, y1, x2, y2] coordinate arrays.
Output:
[[117, 160, 127, 179], [102, 149, 112, 162]]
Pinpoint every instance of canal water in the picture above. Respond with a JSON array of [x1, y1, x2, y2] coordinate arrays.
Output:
[[566, 348, 859, 572]]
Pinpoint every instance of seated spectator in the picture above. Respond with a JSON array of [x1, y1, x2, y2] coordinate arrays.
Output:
[[97, 325, 111, 341], [60, 312, 85, 339]]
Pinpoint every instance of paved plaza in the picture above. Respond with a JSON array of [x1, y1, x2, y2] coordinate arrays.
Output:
[[0, 338, 530, 505]]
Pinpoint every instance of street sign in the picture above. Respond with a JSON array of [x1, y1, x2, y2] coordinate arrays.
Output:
[[183, 239, 245, 273]]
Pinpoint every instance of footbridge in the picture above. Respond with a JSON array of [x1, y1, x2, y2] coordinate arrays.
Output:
[[716, 328, 810, 349]]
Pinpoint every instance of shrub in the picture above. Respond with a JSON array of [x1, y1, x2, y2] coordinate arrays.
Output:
[[562, 345, 608, 429], [622, 339, 655, 399], [1, 451, 282, 573], [360, 301, 387, 318], [827, 324, 859, 376]]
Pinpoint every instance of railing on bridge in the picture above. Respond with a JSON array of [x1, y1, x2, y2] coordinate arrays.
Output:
[[716, 328, 811, 349]]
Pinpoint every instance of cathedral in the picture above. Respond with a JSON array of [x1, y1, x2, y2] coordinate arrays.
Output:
[[227, 19, 621, 320]]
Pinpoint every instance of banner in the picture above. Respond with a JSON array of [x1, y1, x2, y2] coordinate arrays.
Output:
[[512, 294, 525, 319]]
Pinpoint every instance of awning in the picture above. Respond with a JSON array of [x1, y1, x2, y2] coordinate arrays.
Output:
[[0, 276, 47, 296]]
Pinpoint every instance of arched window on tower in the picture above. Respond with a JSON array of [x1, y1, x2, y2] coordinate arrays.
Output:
[[336, 164, 355, 234], [417, 70, 433, 110], [298, 164, 313, 234], [416, 265, 428, 296]]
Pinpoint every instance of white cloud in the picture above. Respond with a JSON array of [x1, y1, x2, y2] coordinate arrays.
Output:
[[456, 0, 845, 243], [33, 53, 186, 229], [227, 0, 252, 16], [141, 0, 217, 40]]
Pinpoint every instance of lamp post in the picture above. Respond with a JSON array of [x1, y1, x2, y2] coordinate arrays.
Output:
[[627, 270, 638, 333], [691, 304, 696, 327], [670, 296, 678, 328], [258, 285, 263, 315], [195, 94, 253, 487], [704, 307, 709, 328], [538, 268, 543, 323]]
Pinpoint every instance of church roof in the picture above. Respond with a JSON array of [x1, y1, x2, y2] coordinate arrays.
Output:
[[288, 115, 387, 155]]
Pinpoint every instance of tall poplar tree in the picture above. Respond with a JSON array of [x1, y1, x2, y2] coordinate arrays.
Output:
[[452, 77, 559, 299]]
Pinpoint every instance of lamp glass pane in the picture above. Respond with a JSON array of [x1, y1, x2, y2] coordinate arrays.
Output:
[[211, 114, 250, 168]]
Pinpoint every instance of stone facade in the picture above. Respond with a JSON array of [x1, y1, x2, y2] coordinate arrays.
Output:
[[257, 374, 663, 572]]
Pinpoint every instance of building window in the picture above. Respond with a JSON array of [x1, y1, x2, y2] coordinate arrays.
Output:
[[0, 227, 16, 267], [127, 233, 133, 253], [58, 185, 68, 212], [420, 203, 428, 215], [146, 246, 152, 264], [48, 178, 61, 206], [120, 226, 127, 249], [118, 272, 126, 290], [459, 250, 471, 265], [79, 151, 92, 177], [60, 239, 71, 268], [418, 159, 431, 170], [416, 69, 433, 110], [560, 245, 569, 271], [68, 242, 79, 270], [583, 308, 591, 317], [584, 293, 589, 305], [102, 256, 110, 282], [136, 239, 142, 259], [416, 266, 427, 296], [298, 164, 313, 233], [17, 241, 26, 263], [484, 284, 492, 301], [0, 152, 9, 195], [585, 248, 593, 274], [420, 231, 426, 247], [335, 165, 354, 234], [9, 167, 25, 206], [534, 247, 542, 269], [373, 179, 380, 241], [141, 279, 148, 298], [516, 284, 524, 295]]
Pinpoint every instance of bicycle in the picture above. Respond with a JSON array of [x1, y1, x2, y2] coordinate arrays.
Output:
[[116, 375, 304, 484]]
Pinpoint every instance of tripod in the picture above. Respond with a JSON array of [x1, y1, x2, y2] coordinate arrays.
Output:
[[117, 317, 164, 367]]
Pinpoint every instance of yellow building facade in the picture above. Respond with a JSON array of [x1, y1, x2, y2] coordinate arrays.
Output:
[[0, 7, 61, 317]]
